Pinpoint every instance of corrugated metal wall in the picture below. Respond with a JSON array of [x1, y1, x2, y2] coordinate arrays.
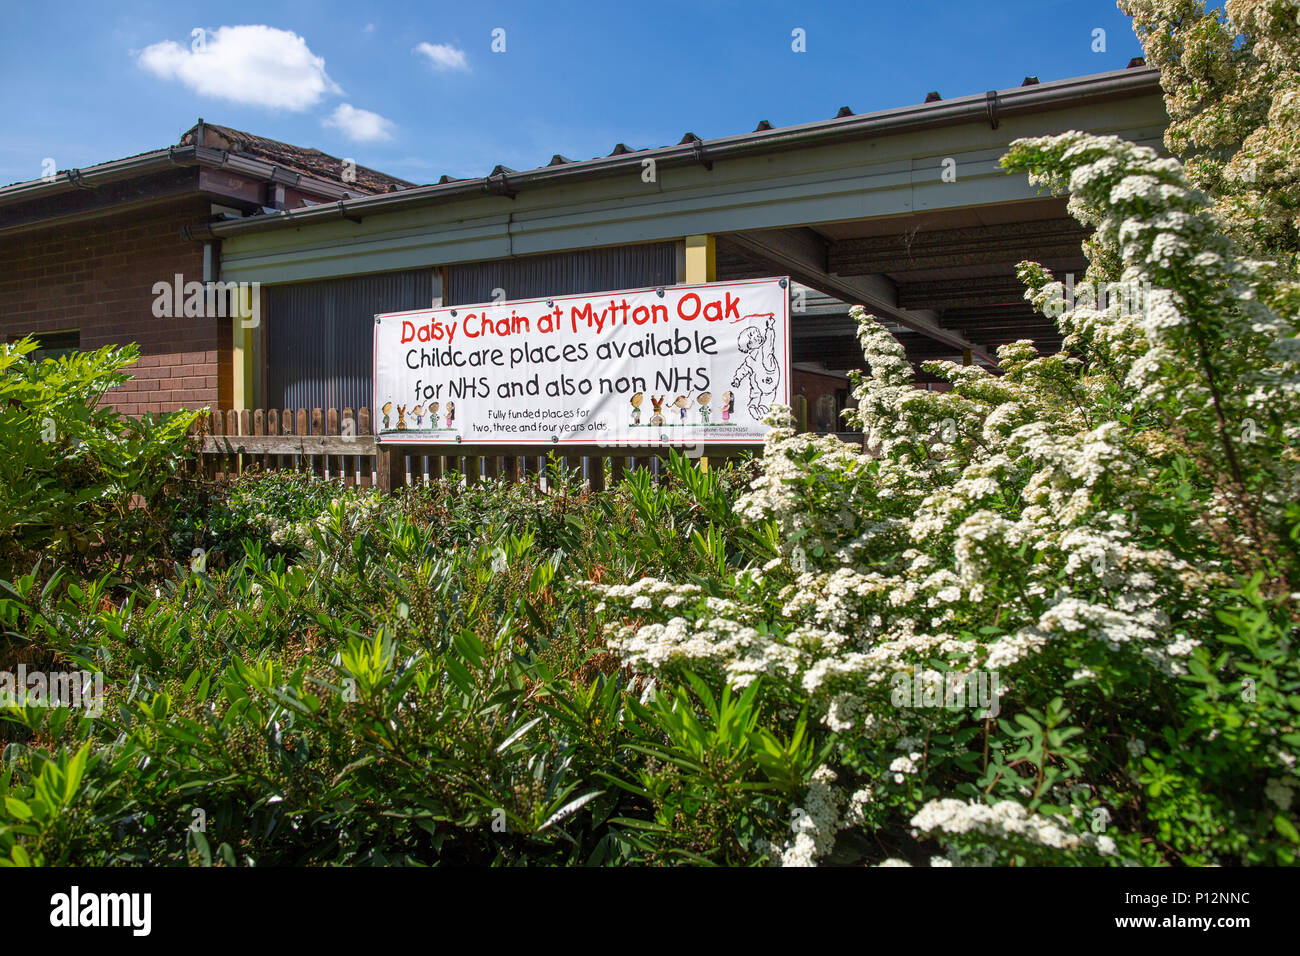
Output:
[[266, 269, 434, 412], [265, 244, 676, 411], [446, 243, 678, 306]]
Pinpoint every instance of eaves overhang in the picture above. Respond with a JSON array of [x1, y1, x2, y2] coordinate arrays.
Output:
[[202, 65, 1163, 238], [0, 144, 379, 222]]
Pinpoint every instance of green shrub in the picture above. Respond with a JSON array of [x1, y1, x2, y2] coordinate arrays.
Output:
[[0, 338, 198, 583], [0, 462, 808, 866]]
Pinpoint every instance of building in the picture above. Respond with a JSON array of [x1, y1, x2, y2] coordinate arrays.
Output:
[[0, 122, 412, 414], [3, 63, 1168, 429]]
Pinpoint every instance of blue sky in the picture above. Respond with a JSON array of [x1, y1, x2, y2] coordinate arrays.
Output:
[[0, 0, 1147, 188]]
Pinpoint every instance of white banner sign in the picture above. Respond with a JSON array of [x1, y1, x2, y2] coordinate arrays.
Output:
[[373, 277, 790, 446]]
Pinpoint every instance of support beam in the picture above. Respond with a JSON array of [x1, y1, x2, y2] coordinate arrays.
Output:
[[829, 219, 1089, 276], [231, 284, 258, 410], [726, 229, 997, 365], [897, 274, 1035, 311], [684, 234, 716, 282]]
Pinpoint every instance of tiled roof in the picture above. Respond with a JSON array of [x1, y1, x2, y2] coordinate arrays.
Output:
[[178, 122, 415, 194]]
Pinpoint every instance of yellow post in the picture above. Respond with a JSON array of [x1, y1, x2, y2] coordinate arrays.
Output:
[[684, 236, 715, 472], [232, 284, 258, 410], [684, 234, 716, 283]]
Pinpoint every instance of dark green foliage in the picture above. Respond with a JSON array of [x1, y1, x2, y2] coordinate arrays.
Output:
[[0, 461, 810, 866]]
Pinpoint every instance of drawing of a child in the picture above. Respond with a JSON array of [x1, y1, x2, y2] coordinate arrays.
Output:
[[697, 391, 712, 423], [731, 316, 780, 419]]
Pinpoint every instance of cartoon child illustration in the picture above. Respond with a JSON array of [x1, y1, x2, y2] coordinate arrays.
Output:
[[381, 400, 393, 430], [396, 405, 408, 429], [630, 391, 644, 425], [672, 395, 689, 424], [412, 404, 424, 428], [649, 395, 665, 427], [697, 391, 712, 424], [445, 401, 456, 428], [732, 316, 780, 419], [428, 401, 440, 427], [720, 391, 734, 423]]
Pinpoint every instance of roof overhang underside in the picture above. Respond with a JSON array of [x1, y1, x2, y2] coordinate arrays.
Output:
[[211, 69, 1168, 367]]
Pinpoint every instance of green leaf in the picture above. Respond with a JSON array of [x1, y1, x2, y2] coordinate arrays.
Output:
[[538, 791, 605, 832], [496, 717, 543, 754]]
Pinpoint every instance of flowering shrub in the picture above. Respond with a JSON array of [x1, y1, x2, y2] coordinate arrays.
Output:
[[1120, 0, 1300, 265], [3, 93, 1297, 867], [592, 132, 1300, 865]]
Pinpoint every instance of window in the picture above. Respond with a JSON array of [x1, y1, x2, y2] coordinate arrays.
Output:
[[12, 329, 81, 361]]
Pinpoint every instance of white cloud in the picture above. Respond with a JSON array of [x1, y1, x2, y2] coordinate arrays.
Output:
[[413, 41, 469, 72], [323, 103, 395, 143], [138, 25, 342, 111]]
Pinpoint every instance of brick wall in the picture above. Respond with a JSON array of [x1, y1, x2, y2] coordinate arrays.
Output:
[[0, 197, 229, 415]]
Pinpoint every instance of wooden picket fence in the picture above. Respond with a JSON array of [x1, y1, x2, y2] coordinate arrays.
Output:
[[197, 406, 377, 487], [194, 398, 857, 492], [195, 405, 758, 492]]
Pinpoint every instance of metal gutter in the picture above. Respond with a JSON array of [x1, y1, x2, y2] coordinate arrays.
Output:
[[204, 66, 1164, 237], [0, 147, 197, 205], [0, 144, 375, 211]]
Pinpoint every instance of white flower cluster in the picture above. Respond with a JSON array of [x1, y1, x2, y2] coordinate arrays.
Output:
[[588, 127, 1296, 864], [910, 798, 1117, 857], [771, 765, 842, 867]]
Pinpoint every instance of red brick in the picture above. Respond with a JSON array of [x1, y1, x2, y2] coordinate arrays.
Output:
[[0, 196, 226, 416]]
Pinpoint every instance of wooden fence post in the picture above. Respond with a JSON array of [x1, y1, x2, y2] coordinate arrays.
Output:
[[378, 445, 407, 494], [239, 410, 251, 475], [340, 408, 355, 487], [310, 409, 325, 477], [295, 410, 308, 472], [204, 411, 219, 481], [326, 408, 339, 481], [359, 408, 373, 487], [225, 410, 239, 477], [266, 409, 280, 473], [252, 408, 265, 473]]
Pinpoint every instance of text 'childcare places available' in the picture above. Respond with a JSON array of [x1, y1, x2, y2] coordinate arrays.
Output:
[[373, 277, 790, 446]]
